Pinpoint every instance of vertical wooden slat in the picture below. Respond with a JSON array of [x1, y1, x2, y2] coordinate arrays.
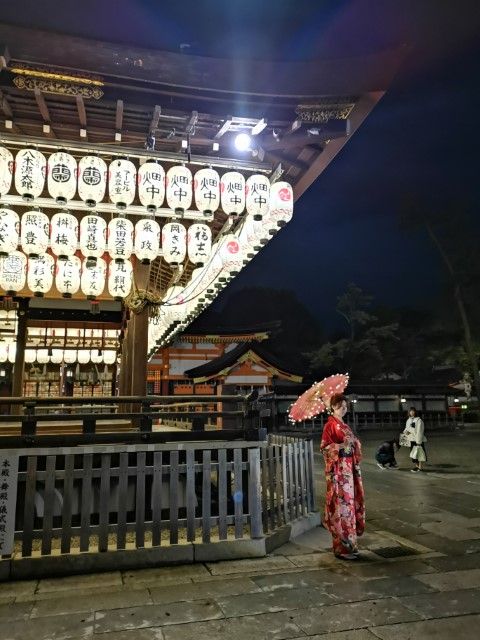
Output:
[[298, 441, 306, 515], [116, 452, 129, 550], [98, 453, 111, 553], [218, 448, 227, 540], [293, 442, 300, 519], [233, 448, 243, 539], [151, 451, 163, 547], [41, 455, 56, 556], [186, 449, 196, 542], [282, 445, 289, 523], [260, 447, 268, 532], [268, 444, 276, 530], [22, 456, 37, 557], [202, 450, 211, 543], [60, 455, 75, 554], [169, 451, 179, 544], [274, 445, 283, 526], [135, 452, 146, 548], [308, 439, 317, 511], [287, 444, 294, 522], [80, 453, 93, 552], [304, 439, 313, 514], [248, 448, 262, 539]]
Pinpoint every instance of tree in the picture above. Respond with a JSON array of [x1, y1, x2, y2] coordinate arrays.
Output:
[[307, 283, 399, 379], [401, 202, 480, 400]]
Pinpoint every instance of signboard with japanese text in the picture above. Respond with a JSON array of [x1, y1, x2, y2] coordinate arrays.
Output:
[[0, 454, 19, 556]]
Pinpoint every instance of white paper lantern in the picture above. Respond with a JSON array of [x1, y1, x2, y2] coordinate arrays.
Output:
[[20, 209, 50, 256], [194, 167, 220, 215], [161, 222, 186, 266], [108, 158, 136, 209], [77, 349, 90, 364], [246, 174, 270, 220], [187, 223, 212, 266], [79, 213, 107, 263], [91, 350, 103, 364], [55, 255, 81, 298], [81, 257, 106, 300], [27, 253, 55, 297], [50, 349, 64, 364], [14, 148, 46, 201], [50, 212, 79, 259], [24, 349, 36, 364], [134, 218, 160, 264], [0, 147, 13, 196], [218, 234, 245, 274], [0, 251, 27, 294], [77, 155, 107, 207], [108, 217, 134, 262], [36, 348, 50, 364], [138, 160, 165, 212], [103, 350, 117, 365], [63, 350, 77, 364], [163, 285, 187, 322], [166, 165, 192, 215], [220, 171, 245, 217], [108, 259, 133, 300], [0, 208, 19, 255], [268, 181, 294, 227], [47, 150, 77, 204], [7, 343, 16, 364], [0, 343, 7, 363]]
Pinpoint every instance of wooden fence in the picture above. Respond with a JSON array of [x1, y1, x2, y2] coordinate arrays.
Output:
[[1, 435, 316, 576]]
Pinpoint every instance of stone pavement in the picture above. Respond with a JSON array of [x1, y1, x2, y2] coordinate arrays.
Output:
[[0, 430, 479, 639]]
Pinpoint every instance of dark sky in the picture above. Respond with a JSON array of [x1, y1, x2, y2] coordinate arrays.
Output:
[[3, 0, 480, 330]]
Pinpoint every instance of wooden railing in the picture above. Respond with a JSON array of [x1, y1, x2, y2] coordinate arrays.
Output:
[[0, 434, 317, 579]]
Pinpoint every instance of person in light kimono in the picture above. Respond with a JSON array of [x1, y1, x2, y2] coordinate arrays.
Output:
[[402, 407, 428, 472], [320, 393, 365, 560]]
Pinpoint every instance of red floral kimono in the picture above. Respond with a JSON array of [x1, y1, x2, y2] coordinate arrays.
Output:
[[320, 416, 365, 557]]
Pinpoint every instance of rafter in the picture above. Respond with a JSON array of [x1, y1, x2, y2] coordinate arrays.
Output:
[[214, 115, 232, 139], [149, 104, 161, 133], [76, 94, 88, 140], [115, 99, 123, 143], [34, 87, 56, 138]]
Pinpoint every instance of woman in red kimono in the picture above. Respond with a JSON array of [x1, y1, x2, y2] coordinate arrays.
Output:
[[320, 393, 365, 560]]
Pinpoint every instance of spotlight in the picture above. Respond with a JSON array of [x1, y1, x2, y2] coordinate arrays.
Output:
[[234, 133, 251, 151]]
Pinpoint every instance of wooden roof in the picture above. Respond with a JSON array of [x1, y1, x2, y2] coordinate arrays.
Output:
[[0, 24, 405, 304]]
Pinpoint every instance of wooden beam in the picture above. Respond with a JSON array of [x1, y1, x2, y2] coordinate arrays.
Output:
[[185, 110, 198, 134], [76, 94, 88, 140], [214, 115, 232, 139], [0, 89, 21, 133], [115, 99, 124, 141], [149, 104, 161, 133], [34, 87, 56, 138], [251, 118, 268, 136]]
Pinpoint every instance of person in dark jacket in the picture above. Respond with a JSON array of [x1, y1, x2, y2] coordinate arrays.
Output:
[[375, 439, 399, 469]]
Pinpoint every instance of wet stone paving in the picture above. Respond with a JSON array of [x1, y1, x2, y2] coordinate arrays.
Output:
[[0, 430, 479, 639]]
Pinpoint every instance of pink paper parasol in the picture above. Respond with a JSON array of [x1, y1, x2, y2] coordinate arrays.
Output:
[[289, 373, 349, 422]]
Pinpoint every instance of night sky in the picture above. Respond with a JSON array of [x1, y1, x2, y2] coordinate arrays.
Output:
[[3, 0, 480, 331]]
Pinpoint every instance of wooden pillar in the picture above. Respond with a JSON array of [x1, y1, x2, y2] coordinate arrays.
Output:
[[11, 298, 29, 416], [130, 307, 149, 398]]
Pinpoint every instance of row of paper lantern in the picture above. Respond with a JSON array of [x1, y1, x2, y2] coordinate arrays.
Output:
[[0, 209, 214, 266], [0, 146, 273, 217], [147, 199, 295, 351], [0, 343, 117, 365], [0, 218, 258, 299]]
